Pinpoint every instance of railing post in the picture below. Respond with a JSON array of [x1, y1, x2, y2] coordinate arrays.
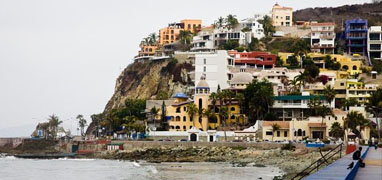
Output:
[[340, 144, 342, 158]]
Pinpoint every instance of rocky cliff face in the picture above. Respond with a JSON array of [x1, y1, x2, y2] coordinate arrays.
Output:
[[103, 59, 194, 113], [294, 2, 382, 26]]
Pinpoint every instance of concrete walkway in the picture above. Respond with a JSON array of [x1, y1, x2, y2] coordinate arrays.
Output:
[[354, 147, 382, 180]]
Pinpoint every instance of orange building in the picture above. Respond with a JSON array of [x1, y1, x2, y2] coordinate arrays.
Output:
[[137, 45, 158, 57], [158, 19, 202, 46]]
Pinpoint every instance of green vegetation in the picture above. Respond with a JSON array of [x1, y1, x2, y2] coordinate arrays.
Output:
[[243, 79, 275, 123], [324, 55, 341, 70], [258, 15, 275, 37], [179, 30, 193, 45], [329, 122, 345, 140], [271, 123, 280, 141], [264, 38, 310, 54], [371, 59, 382, 74], [344, 111, 370, 139], [186, 103, 198, 127], [76, 114, 87, 137], [140, 33, 158, 46]]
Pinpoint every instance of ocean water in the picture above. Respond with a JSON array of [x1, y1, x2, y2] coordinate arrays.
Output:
[[0, 155, 284, 180]]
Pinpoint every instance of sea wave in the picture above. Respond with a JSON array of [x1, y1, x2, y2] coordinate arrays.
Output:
[[57, 158, 96, 161]]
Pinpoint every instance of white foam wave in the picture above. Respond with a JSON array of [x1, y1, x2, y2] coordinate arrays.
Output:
[[57, 158, 95, 161]]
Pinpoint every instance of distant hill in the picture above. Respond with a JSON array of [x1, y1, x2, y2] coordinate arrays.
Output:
[[293, 2, 382, 27]]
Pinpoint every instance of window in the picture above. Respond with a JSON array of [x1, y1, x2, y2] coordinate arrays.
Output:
[[266, 131, 273, 136], [190, 126, 192, 129], [277, 131, 280, 137], [176, 126, 180, 130], [286, 22, 290, 26], [230, 115, 235, 120], [176, 116, 180, 121], [286, 16, 290, 20], [353, 65, 357, 70], [184, 107, 186, 111], [176, 107, 181, 113], [183, 126, 186, 130], [284, 131, 288, 137], [204, 58, 206, 64], [203, 66, 206, 72], [183, 116, 186, 122], [231, 107, 235, 111]]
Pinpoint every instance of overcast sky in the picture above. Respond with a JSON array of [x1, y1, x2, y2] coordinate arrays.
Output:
[[0, 0, 370, 137]]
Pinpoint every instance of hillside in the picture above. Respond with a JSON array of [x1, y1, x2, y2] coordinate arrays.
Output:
[[293, 2, 382, 26], [103, 58, 193, 114]]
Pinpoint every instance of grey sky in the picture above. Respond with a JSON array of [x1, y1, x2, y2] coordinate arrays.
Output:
[[0, 0, 370, 137]]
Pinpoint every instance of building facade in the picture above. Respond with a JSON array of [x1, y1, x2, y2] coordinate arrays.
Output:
[[368, 26, 382, 61], [345, 18, 368, 56], [158, 19, 202, 46], [240, 15, 265, 39], [228, 50, 276, 69], [195, 50, 234, 93], [271, 3, 293, 27], [311, 23, 336, 54]]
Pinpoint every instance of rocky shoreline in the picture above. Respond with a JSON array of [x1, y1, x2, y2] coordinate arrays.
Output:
[[97, 145, 339, 179]]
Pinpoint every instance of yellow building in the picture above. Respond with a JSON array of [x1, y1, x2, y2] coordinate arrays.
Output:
[[158, 19, 202, 46], [278, 53, 363, 75], [166, 78, 247, 131], [261, 109, 371, 142], [346, 79, 378, 103], [271, 3, 293, 27]]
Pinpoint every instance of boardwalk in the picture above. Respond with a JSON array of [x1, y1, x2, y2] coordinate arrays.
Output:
[[354, 147, 382, 180]]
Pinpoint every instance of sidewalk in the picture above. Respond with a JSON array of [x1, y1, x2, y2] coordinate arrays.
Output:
[[354, 147, 382, 180]]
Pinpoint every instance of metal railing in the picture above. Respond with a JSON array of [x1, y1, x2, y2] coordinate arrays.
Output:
[[292, 143, 344, 180]]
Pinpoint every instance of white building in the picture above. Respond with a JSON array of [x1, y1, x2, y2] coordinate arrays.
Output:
[[191, 27, 215, 52], [368, 26, 382, 61], [213, 28, 252, 47], [311, 23, 336, 54], [195, 50, 234, 92], [240, 15, 265, 40]]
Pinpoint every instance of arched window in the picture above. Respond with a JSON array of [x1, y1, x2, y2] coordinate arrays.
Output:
[[209, 115, 218, 123], [231, 107, 235, 111], [342, 65, 348, 70], [176, 107, 180, 113], [170, 126, 174, 129], [199, 98, 203, 111], [183, 106, 186, 111], [183, 116, 186, 122], [303, 130, 306, 136], [230, 115, 235, 120], [176, 116, 181, 121], [297, 129, 302, 136], [176, 126, 180, 129], [353, 65, 357, 70], [183, 126, 186, 130]]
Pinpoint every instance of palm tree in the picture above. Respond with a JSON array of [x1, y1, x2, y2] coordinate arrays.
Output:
[[219, 106, 229, 141], [329, 122, 345, 140], [210, 92, 217, 113], [225, 14, 239, 29], [345, 111, 363, 140], [271, 123, 281, 141], [215, 16, 225, 28], [295, 72, 307, 92], [150, 107, 160, 122], [366, 88, 382, 142], [323, 85, 336, 108], [76, 114, 87, 136], [225, 90, 235, 128], [236, 93, 245, 114], [202, 108, 214, 130], [186, 103, 198, 127], [258, 15, 275, 37], [48, 114, 62, 139], [179, 30, 192, 45], [149, 33, 157, 45]]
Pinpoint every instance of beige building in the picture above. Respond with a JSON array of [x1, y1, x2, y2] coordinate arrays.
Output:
[[271, 3, 293, 27], [158, 19, 202, 46]]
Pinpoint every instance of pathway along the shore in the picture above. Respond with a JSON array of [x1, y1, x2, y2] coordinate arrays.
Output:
[[354, 147, 382, 179]]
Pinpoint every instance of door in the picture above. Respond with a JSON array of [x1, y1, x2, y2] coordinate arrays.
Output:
[[190, 133, 197, 141], [209, 135, 214, 142]]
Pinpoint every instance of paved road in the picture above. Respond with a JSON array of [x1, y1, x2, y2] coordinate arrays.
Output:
[[354, 147, 382, 180]]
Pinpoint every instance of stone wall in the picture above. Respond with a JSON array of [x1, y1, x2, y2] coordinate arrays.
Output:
[[0, 138, 24, 149]]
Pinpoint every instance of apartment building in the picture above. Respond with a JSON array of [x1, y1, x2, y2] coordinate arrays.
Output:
[[271, 3, 293, 27], [345, 18, 368, 56], [310, 23, 336, 54], [191, 26, 215, 52], [240, 15, 265, 39], [194, 50, 234, 92], [213, 28, 252, 47], [368, 26, 382, 60], [228, 50, 276, 69], [158, 19, 202, 46]]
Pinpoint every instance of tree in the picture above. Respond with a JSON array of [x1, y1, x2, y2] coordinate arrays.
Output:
[[344, 111, 365, 139], [324, 55, 340, 70], [160, 101, 169, 131], [219, 106, 229, 141], [259, 15, 275, 37], [76, 114, 87, 137], [329, 122, 345, 140], [225, 90, 235, 129], [287, 55, 299, 67], [225, 14, 239, 29], [243, 79, 275, 123], [323, 85, 336, 108], [271, 123, 281, 141], [215, 16, 225, 28], [275, 56, 283, 67], [210, 92, 218, 113], [343, 97, 359, 110], [91, 113, 103, 137], [202, 108, 214, 130], [186, 103, 199, 127], [366, 88, 382, 141], [179, 30, 193, 45], [48, 114, 62, 139]]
